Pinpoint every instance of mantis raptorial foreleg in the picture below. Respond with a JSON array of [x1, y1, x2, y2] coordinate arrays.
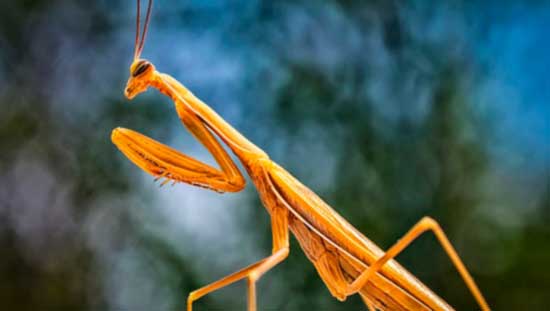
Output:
[[112, 95, 246, 192], [113, 127, 242, 191], [187, 206, 289, 311], [344, 217, 490, 311]]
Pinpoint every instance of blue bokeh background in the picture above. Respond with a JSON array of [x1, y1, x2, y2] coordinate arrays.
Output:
[[0, 1, 548, 310]]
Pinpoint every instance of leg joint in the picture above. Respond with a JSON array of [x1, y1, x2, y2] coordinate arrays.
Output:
[[248, 271, 259, 283], [419, 216, 440, 230], [187, 290, 198, 302]]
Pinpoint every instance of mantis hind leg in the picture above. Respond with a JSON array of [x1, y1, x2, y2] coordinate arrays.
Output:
[[346, 217, 490, 311]]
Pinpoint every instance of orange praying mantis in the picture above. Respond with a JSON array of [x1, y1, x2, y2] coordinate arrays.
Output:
[[111, 1, 491, 310]]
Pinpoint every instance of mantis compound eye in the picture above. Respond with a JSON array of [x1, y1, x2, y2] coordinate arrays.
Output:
[[132, 60, 151, 77]]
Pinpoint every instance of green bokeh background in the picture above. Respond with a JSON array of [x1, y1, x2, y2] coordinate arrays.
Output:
[[1, 1, 549, 310]]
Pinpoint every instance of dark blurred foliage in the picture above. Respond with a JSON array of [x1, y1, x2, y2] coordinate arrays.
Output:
[[0, 1, 549, 310]]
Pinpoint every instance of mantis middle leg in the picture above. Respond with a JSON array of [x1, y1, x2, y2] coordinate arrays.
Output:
[[187, 206, 289, 311]]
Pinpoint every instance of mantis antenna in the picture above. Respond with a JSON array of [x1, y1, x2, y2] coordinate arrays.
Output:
[[134, 0, 153, 60]]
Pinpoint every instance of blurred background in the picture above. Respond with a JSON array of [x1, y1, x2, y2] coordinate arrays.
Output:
[[0, 0, 549, 310]]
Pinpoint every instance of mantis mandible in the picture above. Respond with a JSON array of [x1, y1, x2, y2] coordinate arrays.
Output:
[[111, 1, 491, 310]]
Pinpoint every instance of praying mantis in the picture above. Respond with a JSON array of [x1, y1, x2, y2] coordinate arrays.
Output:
[[111, 1, 491, 310]]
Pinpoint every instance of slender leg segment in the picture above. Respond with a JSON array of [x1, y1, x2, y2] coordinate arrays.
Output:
[[187, 207, 289, 311], [345, 217, 490, 311]]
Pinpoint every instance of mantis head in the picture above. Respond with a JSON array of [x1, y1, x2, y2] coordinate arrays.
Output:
[[125, 59, 155, 99], [125, 0, 154, 100]]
